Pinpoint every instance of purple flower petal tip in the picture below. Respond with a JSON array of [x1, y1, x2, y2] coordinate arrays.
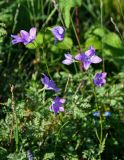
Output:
[[41, 74, 59, 92], [11, 27, 37, 45], [62, 53, 74, 65], [75, 54, 82, 61]]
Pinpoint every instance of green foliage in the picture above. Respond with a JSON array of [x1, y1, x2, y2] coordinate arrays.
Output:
[[84, 25, 124, 70], [57, 37, 73, 49], [58, 0, 82, 28], [26, 33, 43, 49]]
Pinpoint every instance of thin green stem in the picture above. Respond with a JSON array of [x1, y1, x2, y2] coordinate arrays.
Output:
[[100, 116, 103, 144], [30, 0, 36, 25], [42, 6, 57, 28], [73, 62, 78, 74], [10, 85, 19, 153], [117, 0, 124, 23], [12, 3, 20, 33], [100, 0, 105, 72], [42, 89, 45, 104], [71, 17, 81, 52]]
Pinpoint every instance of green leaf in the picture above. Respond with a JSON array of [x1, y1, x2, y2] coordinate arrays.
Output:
[[85, 36, 102, 49], [35, 33, 43, 45], [57, 37, 73, 49], [103, 32, 122, 48], [26, 33, 43, 49], [93, 27, 106, 37], [58, 0, 82, 28]]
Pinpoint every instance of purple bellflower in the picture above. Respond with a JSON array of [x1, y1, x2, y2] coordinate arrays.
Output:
[[75, 46, 102, 70], [51, 26, 65, 44], [62, 53, 74, 65], [93, 72, 107, 87], [41, 74, 59, 92], [50, 97, 65, 114], [11, 27, 36, 45]]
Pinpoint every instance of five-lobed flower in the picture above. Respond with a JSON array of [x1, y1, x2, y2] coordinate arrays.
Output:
[[75, 46, 102, 70], [11, 27, 36, 45]]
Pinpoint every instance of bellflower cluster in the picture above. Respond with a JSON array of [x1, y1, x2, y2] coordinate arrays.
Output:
[[93, 111, 111, 117], [93, 72, 107, 87], [49, 97, 65, 114], [11, 27, 36, 45], [41, 74, 59, 92], [51, 26, 65, 44]]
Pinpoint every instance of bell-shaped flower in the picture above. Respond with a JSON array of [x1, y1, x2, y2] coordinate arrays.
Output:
[[93, 72, 107, 87], [41, 74, 59, 92], [51, 26, 65, 44], [49, 97, 65, 114], [11, 27, 36, 45]]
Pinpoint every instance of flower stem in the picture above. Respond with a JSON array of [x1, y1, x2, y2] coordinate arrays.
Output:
[[70, 17, 81, 52]]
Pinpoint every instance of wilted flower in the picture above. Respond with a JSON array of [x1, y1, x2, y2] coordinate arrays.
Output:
[[62, 53, 74, 65], [50, 97, 65, 114], [93, 111, 100, 117], [11, 27, 36, 45], [104, 111, 111, 117], [41, 74, 59, 92], [51, 26, 65, 44], [75, 46, 102, 70], [93, 72, 107, 87]]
